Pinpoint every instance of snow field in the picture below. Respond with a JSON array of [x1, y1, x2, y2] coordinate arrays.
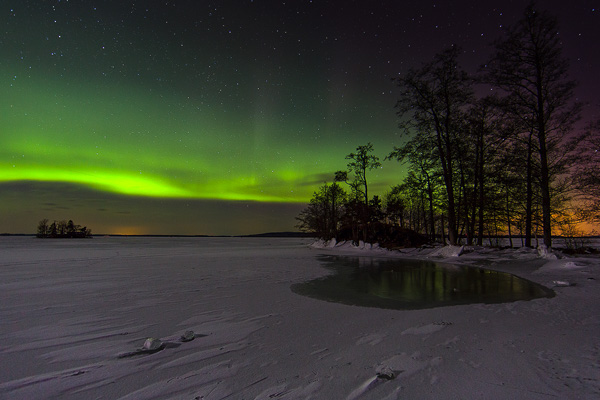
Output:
[[0, 236, 598, 399]]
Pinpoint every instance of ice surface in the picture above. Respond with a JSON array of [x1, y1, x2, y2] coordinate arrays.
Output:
[[0, 236, 598, 399]]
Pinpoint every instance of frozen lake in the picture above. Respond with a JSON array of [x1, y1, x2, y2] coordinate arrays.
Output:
[[0, 236, 598, 399]]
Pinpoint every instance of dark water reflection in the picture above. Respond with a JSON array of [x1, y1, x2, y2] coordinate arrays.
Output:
[[292, 256, 554, 310]]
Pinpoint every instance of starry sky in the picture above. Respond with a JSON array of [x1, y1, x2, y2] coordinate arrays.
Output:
[[1, 1, 598, 235]]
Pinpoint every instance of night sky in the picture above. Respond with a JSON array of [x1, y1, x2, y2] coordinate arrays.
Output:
[[1, 1, 598, 235]]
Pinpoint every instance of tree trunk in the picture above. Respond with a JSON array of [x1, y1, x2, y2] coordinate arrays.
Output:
[[442, 155, 458, 245], [441, 213, 446, 245], [434, 116, 458, 245], [446, 194, 458, 245], [331, 196, 337, 239], [525, 131, 533, 247], [506, 184, 513, 248], [470, 147, 479, 246], [427, 184, 435, 242], [537, 96, 553, 249], [477, 140, 485, 245]]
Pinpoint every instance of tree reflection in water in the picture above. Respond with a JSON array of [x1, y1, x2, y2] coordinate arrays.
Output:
[[292, 256, 554, 310]]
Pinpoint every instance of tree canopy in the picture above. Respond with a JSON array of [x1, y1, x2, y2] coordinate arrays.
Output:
[[297, 3, 596, 250]]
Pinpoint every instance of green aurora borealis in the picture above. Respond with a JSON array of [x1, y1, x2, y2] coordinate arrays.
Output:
[[1, 1, 597, 235], [1, 52, 401, 234], [2, 69, 400, 202], [5, 81, 268, 202]]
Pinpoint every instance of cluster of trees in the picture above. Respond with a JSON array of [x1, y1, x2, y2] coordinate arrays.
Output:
[[36, 219, 92, 238], [296, 143, 428, 248], [297, 143, 382, 244], [297, 4, 598, 249]]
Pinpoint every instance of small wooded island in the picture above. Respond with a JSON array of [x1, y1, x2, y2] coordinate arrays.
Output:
[[36, 219, 92, 238]]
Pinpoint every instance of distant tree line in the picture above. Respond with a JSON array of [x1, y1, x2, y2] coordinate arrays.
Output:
[[36, 219, 92, 238], [297, 3, 599, 249]]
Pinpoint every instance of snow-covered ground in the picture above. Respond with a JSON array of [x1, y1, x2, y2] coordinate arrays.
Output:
[[0, 236, 598, 399]]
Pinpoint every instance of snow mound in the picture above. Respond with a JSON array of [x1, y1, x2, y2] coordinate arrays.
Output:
[[537, 244, 558, 260], [309, 239, 385, 253], [534, 259, 587, 275], [308, 239, 334, 249], [308, 240, 324, 248], [354, 240, 376, 250], [430, 245, 464, 257]]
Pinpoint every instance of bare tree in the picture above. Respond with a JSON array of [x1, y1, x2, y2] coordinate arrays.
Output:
[[393, 46, 473, 245], [36, 218, 49, 238], [296, 182, 347, 239], [388, 138, 441, 241], [482, 3, 581, 248], [336, 143, 381, 207]]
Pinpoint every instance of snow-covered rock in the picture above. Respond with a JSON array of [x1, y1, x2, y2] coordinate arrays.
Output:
[[142, 337, 164, 351], [552, 280, 574, 287]]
